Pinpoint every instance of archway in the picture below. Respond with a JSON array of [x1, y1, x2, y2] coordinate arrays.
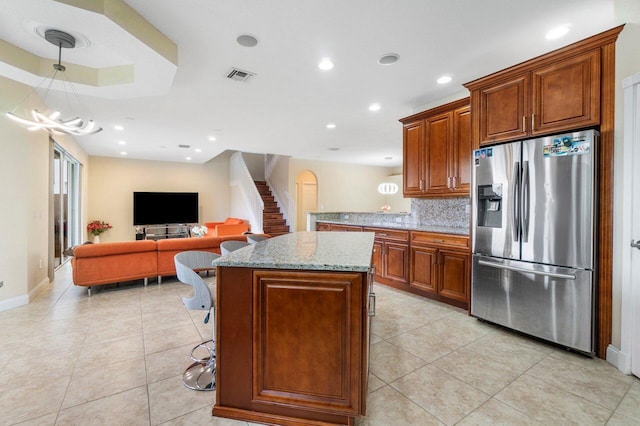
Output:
[[295, 170, 318, 231]]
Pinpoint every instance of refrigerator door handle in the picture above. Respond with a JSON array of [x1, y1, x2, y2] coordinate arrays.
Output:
[[478, 259, 577, 280], [512, 161, 520, 242], [522, 161, 530, 242]]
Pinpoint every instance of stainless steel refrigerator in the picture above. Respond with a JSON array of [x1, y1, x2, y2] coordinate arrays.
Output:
[[471, 129, 598, 354]]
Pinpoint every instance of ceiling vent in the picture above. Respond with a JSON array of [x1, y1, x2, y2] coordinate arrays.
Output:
[[226, 68, 254, 82], [178, 144, 190, 148]]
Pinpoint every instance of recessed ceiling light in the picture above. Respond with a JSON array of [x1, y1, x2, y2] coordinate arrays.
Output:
[[117, 140, 126, 145], [326, 123, 336, 129], [195, 148, 202, 153], [384, 156, 393, 160], [208, 136, 216, 142], [318, 58, 334, 71], [328, 147, 340, 151], [237, 34, 258, 47], [437, 75, 452, 84], [114, 125, 124, 131], [186, 157, 192, 161], [378, 53, 400, 65], [369, 103, 381, 112], [546, 25, 570, 40], [120, 151, 127, 155]]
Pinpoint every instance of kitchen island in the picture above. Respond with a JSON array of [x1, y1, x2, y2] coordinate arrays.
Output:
[[213, 231, 375, 426]]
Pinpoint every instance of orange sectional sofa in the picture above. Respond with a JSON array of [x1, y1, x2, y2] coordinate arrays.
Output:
[[204, 217, 249, 237], [156, 235, 247, 282], [71, 234, 258, 295]]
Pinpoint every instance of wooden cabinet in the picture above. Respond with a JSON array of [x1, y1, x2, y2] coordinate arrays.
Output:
[[215, 266, 372, 425], [400, 98, 471, 197], [469, 49, 601, 146], [316, 222, 332, 231], [364, 227, 409, 286], [531, 50, 600, 136], [316, 223, 362, 232], [330, 224, 363, 232], [409, 231, 470, 308], [313, 223, 470, 309], [402, 121, 426, 196]]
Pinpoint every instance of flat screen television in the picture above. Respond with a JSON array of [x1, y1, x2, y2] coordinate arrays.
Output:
[[133, 192, 199, 225]]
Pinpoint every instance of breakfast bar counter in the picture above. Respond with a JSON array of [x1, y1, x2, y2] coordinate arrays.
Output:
[[213, 231, 375, 426]]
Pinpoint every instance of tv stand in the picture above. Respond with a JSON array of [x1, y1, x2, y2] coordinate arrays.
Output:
[[141, 224, 190, 240]]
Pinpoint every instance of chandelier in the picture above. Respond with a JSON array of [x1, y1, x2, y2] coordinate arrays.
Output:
[[5, 29, 102, 136]]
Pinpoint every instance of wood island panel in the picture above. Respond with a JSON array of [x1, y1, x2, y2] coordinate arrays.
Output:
[[214, 267, 370, 426]]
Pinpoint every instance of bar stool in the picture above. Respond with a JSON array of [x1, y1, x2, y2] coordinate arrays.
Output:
[[246, 234, 268, 244], [220, 240, 250, 255], [174, 251, 220, 391]]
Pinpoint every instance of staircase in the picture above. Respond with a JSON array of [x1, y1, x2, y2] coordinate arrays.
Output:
[[254, 181, 290, 236]]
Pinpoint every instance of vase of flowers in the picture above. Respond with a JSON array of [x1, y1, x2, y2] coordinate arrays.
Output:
[[191, 225, 208, 237], [87, 220, 112, 243]]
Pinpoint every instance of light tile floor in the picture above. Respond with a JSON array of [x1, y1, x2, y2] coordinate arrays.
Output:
[[0, 262, 638, 425]]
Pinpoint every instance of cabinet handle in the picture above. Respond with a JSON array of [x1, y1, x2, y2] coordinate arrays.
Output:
[[378, 233, 388, 237], [531, 114, 535, 131], [522, 116, 526, 132], [447, 177, 451, 188], [419, 179, 424, 190], [368, 293, 376, 317], [452, 176, 457, 189]]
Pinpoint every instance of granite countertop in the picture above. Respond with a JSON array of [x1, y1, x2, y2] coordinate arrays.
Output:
[[214, 231, 375, 272], [316, 219, 469, 236]]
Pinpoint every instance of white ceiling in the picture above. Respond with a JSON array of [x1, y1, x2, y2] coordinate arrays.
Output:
[[0, 0, 618, 167]]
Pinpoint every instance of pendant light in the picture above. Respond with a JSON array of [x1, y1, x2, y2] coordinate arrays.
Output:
[[5, 29, 102, 136]]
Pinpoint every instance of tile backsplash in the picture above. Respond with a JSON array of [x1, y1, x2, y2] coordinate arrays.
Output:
[[411, 197, 470, 228]]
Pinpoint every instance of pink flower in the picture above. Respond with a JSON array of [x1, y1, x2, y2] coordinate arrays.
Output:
[[87, 220, 112, 236]]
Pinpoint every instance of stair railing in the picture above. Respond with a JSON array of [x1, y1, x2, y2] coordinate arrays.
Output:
[[230, 152, 264, 233]]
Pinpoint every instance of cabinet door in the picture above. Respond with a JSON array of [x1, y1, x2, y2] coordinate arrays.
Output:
[[438, 249, 470, 303], [331, 224, 363, 232], [403, 121, 425, 196], [452, 105, 472, 194], [384, 242, 409, 284], [371, 241, 384, 279], [531, 49, 600, 135], [316, 222, 331, 231], [409, 245, 438, 294], [479, 74, 530, 145], [424, 112, 453, 194], [252, 270, 364, 415]]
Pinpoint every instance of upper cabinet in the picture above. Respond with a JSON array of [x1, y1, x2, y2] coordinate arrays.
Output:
[[475, 50, 600, 145], [400, 98, 471, 197], [531, 50, 600, 136], [467, 42, 608, 147]]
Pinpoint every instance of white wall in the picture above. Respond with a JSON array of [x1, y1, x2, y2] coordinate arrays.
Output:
[[0, 75, 89, 307], [87, 152, 232, 242], [382, 174, 412, 213], [242, 152, 265, 181], [612, 1, 640, 348], [288, 158, 395, 228], [266, 155, 293, 226]]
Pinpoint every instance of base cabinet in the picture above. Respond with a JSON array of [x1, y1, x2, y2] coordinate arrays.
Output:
[[409, 231, 470, 309], [214, 267, 371, 425], [316, 223, 470, 309], [364, 228, 409, 286]]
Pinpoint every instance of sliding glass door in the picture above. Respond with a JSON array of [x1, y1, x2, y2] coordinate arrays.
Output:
[[53, 144, 80, 268]]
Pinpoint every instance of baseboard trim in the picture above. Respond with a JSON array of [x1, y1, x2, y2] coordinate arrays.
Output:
[[28, 277, 51, 302], [0, 294, 29, 312], [606, 344, 631, 374]]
